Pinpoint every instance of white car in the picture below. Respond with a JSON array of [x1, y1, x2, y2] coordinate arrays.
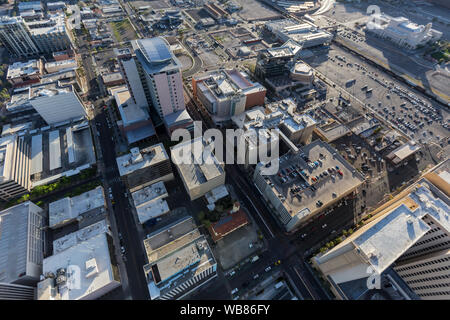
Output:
[[322, 224, 328, 229], [265, 266, 272, 272], [253, 274, 260, 280], [231, 288, 239, 295]]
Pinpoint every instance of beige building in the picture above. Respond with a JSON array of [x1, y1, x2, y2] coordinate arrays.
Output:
[[312, 160, 450, 300], [170, 137, 225, 201]]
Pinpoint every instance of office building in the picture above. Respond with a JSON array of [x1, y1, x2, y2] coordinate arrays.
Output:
[[171, 137, 226, 201], [143, 216, 217, 300], [131, 37, 193, 133], [0, 201, 46, 286], [253, 139, 365, 232], [38, 220, 121, 300], [312, 160, 450, 300], [6, 59, 44, 88], [192, 69, 266, 125], [116, 143, 174, 192], [367, 14, 442, 49], [0, 16, 39, 58], [0, 135, 31, 201]]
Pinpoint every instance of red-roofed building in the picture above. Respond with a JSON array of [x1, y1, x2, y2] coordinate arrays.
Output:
[[208, 208, 249, 242]]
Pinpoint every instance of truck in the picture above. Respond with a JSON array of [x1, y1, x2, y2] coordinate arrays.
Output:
[[251, 255, 260, 263]]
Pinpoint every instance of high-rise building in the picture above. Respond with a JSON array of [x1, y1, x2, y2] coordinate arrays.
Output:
[[25, 14, 71, 54], [0, 16, 38, 58], [0, 201, 46, 286], [312, 160, 450, 300], [131, 37, 193, 133], [0, 283, 36, 300], [0, 135, 31, 201]]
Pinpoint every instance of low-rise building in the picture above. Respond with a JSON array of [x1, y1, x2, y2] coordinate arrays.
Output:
[[6, 59, 43, 88], [143, 216, 217, 300], [44, 59, 77, 73], [131, 181, 169, 224], [171, 137, 226, 201], [37, 220, 121, 300], [102, 72, 125, 87], [48, 186, 106, 229], [0, 201, 46, 285], [385, 140, 420, 167], [208, 205, 249, 242], [116, 144, 174, 192], [253, 139, 365, 232]]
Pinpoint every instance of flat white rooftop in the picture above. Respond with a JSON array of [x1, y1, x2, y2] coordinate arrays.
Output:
[[170, 137, 224, 190], [131, 181, 169, 224], [40, 231, 119, 300], [7, 60, 41, 79], [353, 182, 449, 274], [116, 143, 169, 177], [49, 186, 105, 228], [52, 220, 108, 254]]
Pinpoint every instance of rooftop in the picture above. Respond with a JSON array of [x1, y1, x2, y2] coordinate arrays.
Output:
[[314, 160, 450, 285], [116, 143, 169, 177], [7, 60, 42, 80], [143, 217, 216, 298], [262, 140, 365, 220], [386, 140, 420, 165], [132, 37, 182, 75], [48, 186, 105, 229], [39, 231, 119, 300], [131, 181, 170, 224], [170, 137, 224, 190], [52, 220, 109, 254], [208, 209, 249, 242]]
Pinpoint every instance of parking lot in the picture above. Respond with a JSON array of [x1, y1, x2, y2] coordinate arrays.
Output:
[[305, 45, 450, 146], [234, 0, 282, 22]]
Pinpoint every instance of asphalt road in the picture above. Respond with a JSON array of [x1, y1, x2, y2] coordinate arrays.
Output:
[[184, 86, 334, 300], [95, 110, 150, 300]]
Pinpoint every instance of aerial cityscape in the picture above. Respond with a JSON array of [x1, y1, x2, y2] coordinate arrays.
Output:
[[0, 0, 449, 307]]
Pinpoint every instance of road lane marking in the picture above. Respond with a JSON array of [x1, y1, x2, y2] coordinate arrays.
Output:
[[237, 184, 275, 238], [293, 266, 317, 300]]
